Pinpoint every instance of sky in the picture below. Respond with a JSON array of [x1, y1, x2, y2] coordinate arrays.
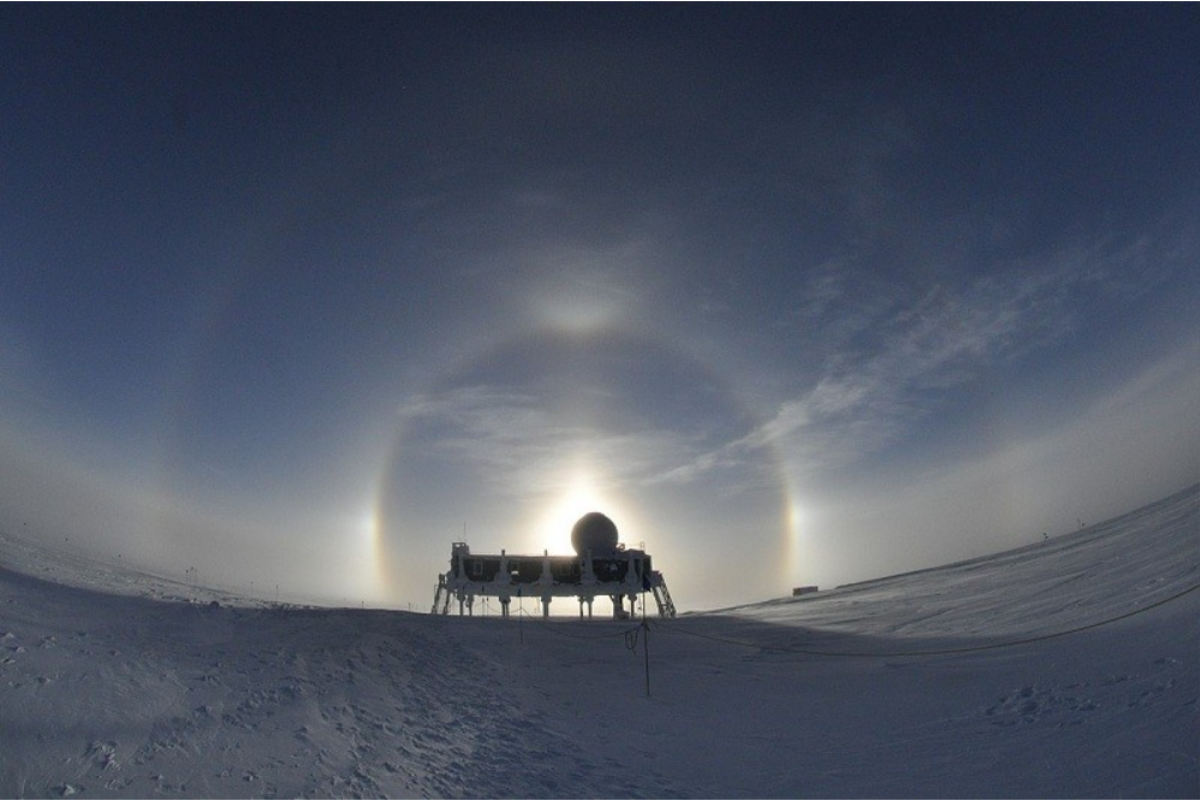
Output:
[[0, 5, 1196, 611]]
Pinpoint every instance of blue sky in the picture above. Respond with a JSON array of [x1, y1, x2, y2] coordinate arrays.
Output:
[[1, 5, 1196, 609]]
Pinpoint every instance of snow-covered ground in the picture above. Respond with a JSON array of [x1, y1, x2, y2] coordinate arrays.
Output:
[[1, 485, 1197, 798]]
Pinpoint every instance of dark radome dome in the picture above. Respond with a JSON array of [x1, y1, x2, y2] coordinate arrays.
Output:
[[571, 511, 619, 556]]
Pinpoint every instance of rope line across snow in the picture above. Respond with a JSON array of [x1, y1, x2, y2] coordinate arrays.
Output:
[[499, 582, 1198, 660], [514, 606, 643, 640], [650, 581, 1200, 658]]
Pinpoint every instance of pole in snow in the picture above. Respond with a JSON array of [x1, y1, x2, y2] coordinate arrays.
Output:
[[643, 619, 650, 698]]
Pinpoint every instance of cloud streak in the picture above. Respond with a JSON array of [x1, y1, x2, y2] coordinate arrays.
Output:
[[692, 221, 1196, 480], [398, 386, 723, 499]]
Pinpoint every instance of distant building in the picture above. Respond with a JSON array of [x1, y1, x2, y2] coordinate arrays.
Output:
[[431, 512, 677, 619], [792, 586, 819, 597]]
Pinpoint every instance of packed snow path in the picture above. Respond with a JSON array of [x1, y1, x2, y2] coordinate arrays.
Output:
[[1, 485, 1197, 798]]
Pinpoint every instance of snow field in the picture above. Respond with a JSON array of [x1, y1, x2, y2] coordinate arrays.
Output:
[[1, 484, 1196, 797]]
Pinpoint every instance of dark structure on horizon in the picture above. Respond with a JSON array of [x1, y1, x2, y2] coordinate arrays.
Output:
[[432, 512, 677, 619]]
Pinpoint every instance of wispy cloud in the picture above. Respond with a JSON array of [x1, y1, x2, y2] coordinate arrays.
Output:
[[689, 223, 1194, 479], [397, 386, 721, 498], [394, 216, 1194, 502]]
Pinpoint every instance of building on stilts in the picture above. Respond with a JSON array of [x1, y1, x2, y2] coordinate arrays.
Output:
[[431, 512, 677, 619]]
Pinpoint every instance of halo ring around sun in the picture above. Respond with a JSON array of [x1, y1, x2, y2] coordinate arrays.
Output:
[[369, 323, 802, 610]]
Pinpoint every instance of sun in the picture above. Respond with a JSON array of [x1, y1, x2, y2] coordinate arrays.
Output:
[[530, 472, 624, 555]]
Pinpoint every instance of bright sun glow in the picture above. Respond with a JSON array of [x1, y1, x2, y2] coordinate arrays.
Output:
[[531, 472, 625, 555]]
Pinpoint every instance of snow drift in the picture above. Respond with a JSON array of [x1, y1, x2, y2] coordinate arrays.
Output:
[[1, 485, 1197, 798]]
